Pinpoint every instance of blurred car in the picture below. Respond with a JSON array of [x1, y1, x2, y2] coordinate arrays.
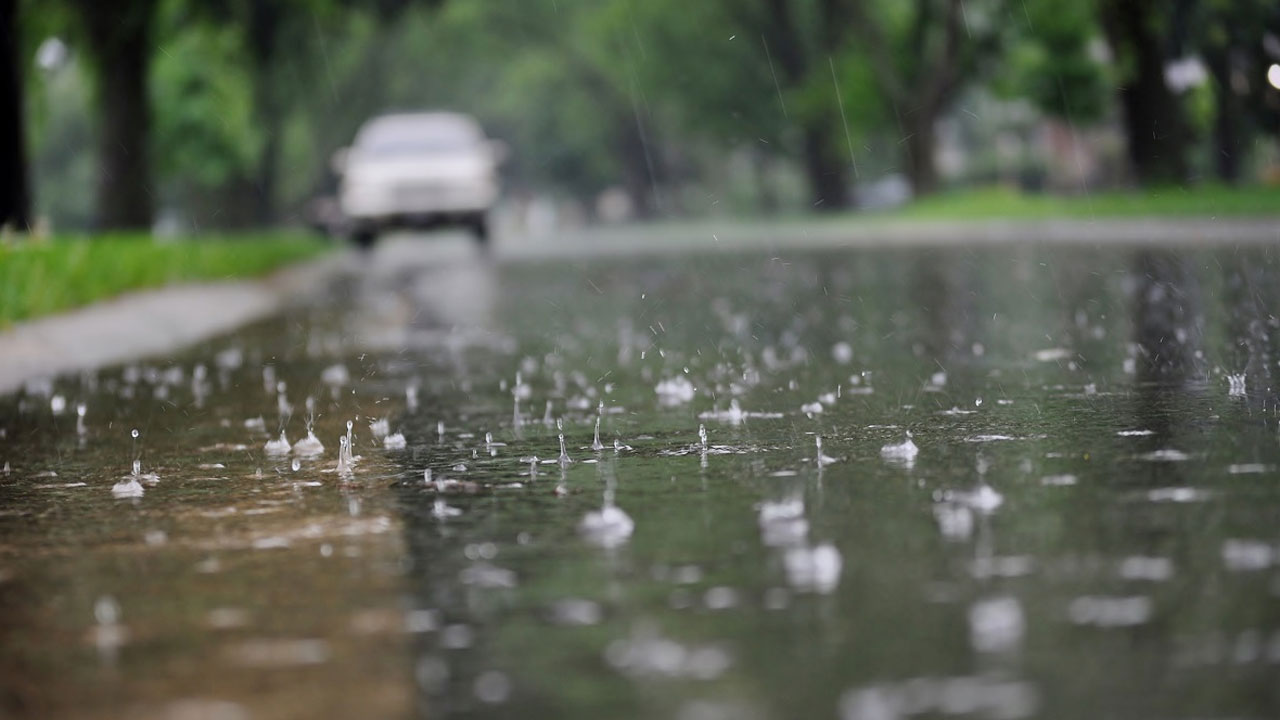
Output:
[[333, 112, 504, 248]]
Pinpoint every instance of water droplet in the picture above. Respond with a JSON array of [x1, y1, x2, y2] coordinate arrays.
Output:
[[131, 429, 139, 439], [94, 595, 120, 625]]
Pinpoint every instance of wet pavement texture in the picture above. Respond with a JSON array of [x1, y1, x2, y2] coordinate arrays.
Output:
[[4, 235, 1280, 719]]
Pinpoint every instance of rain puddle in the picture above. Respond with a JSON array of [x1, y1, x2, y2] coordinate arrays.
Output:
[[2, 242, 1280, 718]]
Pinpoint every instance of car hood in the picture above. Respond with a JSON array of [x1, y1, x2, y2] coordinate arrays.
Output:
[[345, 154, 492, 184]]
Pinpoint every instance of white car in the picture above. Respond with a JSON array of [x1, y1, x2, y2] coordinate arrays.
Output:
[[334, 112, 504, 248]]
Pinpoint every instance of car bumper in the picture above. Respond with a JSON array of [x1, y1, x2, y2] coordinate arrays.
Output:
[[340, 182, 497, 220]]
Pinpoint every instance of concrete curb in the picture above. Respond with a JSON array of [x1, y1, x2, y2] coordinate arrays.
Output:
[[528, 217, 1280, 260], [0, 250, 351, 395]]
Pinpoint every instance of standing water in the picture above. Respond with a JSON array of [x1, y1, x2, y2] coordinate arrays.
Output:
[[2, 242, 1280, 718]]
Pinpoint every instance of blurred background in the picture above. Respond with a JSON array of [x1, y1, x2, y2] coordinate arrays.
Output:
[[2, 0, 1280, 237]]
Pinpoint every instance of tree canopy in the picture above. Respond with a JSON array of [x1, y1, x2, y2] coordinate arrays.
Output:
[[4, 0, 1278, 233]]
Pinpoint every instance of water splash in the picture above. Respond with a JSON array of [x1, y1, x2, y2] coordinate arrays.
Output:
[[1228, 373, 1247, 397], [784, 544, 842, 594], [815, 436, 837, 466], [111, 475, 144, 498], [513, 371, 531, 401], [579, 505, 633, 548], [592, 416, 605, 452], [432, 499, 462, 519], [383, 432, 407, 450], [293, 430, 324, 457], [558, 429, 573, 466], [91, 595, 127, 663], [264, 430, 291, 455], [336, 435, 353, 475], [880, 431, 918, 466], [655, 376, 695, 404], [321, 363, 349, 386]]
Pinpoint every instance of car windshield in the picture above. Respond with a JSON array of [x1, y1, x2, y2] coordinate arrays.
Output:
[[356, 116, 481, 156]]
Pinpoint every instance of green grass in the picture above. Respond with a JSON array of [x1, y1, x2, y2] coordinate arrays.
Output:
[[882, 184, 1280, 221], [0, 232, 332, 326]]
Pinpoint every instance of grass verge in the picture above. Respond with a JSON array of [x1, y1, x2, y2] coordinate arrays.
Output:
[[884, 184, 1280, 221], [0, 232, 331, 326]]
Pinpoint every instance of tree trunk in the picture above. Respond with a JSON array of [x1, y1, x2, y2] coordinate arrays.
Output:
[[0, 0, 30, 231], [751, 149, 779, 214], [1204, 47, 1242, 184], [618, 110, 660, 219], [249, 0, 282, 225], [904, 116, 939, 197], [1099, 0, 1191, 186], [802, 126, 848, 211], [83, 0, 156, 231]]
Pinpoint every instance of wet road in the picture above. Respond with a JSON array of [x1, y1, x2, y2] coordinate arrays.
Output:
[[4, 232, 1280, 719]]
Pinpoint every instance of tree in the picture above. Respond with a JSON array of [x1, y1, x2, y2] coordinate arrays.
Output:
[[1195, 0, 1280, 183], [75, 0, 157, 230], [848, 0, 1007, 196], [1097, 0, 1192, 185], [0, 0, 29, 231], [1001, 0, 1108, 124]]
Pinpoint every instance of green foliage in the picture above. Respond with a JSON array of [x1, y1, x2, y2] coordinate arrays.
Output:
[[0, 233, 329, 325], [17, 0, 1280, 231], [887, 183, 1280, 220], [152, 21, 262, 187], [1000, 0, 1108, 122]]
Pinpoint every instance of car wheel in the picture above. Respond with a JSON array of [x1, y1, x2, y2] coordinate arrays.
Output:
[[351, 227, 378, 250], [469, 215, 490, 246]]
